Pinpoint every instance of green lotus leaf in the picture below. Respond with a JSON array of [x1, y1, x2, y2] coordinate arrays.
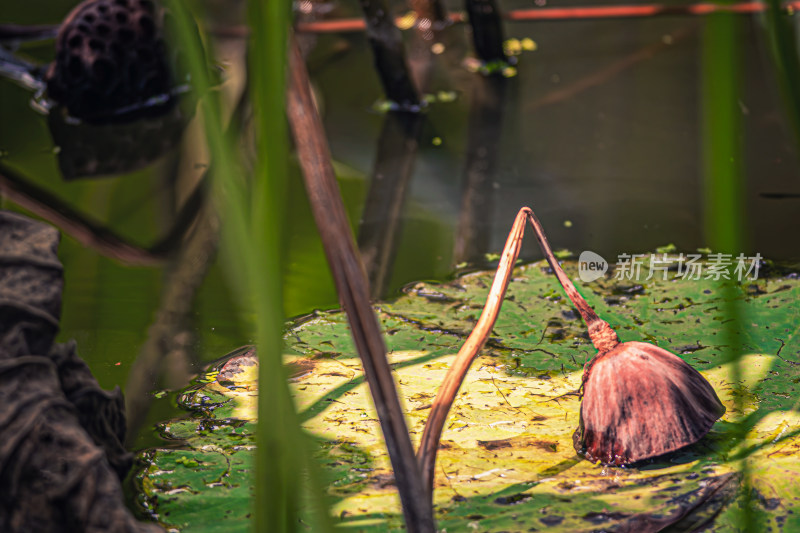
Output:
[[137, 260, 800, 532]]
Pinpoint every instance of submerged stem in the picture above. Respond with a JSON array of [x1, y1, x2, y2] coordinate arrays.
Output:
[[417, 206, 618, 495]]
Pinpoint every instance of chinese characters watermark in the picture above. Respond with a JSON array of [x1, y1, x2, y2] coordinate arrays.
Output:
[[577, 252, 762, 283]]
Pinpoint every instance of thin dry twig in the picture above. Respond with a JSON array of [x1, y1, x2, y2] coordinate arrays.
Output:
[[0, 165, 206, 266], [286, 34, 434, 532]]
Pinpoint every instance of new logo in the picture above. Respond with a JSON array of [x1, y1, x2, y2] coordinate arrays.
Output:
[[578, 251, 608, 282]]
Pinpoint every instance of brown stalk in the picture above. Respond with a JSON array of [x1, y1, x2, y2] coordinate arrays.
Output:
[[522, 209, 620, 352], [0, 164, 206, 266], [286, 35, 434, 532], [0, 167, 160, 266], [417, 207, 529, 496]]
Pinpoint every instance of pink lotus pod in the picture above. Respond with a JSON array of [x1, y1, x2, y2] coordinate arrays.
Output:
[[573, 333, 726, 465]]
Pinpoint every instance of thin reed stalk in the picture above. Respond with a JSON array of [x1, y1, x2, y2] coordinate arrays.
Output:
[[286, 35, 434, 532], [245, 0, 305, 531], [418, 208, 527, 495], [418, 206, 613, 494]]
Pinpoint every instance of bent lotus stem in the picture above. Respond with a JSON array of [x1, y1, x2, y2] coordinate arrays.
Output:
[[417, 206, 618, 495], [522, 209, 620, 354]]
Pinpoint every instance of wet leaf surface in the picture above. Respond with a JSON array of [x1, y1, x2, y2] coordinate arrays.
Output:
[[137, 261, 800, 532]]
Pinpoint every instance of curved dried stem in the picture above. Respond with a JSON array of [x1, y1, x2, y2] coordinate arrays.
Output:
[[523, 210, 595, 324], [417, 206, 618, 495], [417, 208, 527, 496], [523, 210, 619, 353]]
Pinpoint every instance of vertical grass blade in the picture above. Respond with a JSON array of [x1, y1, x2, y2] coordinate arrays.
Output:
[[247, 0, 306, 531], [245, 1, 297, 532], [702, 14, 744, 252], [167, 1, 310, 531], [701, 9, 755, 531]]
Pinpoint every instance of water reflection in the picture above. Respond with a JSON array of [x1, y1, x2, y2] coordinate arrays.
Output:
[[358, 111, 424, 298], [0, 163, 206, 264], [48, 102, 188, 179], [124, 202, 219, 445], [454, 75, 508, 264]]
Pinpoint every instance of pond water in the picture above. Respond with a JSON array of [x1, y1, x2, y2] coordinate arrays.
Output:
[[1, 0, 799, 455]]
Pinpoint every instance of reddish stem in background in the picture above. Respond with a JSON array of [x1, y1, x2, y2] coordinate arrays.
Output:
[[11, 2, 796, 39], [296, 2, 800, 33]]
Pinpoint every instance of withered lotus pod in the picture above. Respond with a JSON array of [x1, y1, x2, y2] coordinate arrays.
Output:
[[522, 214, 727, 466], [573, 329, 726, 465]]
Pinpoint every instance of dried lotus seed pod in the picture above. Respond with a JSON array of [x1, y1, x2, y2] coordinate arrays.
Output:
[[46, 0, 174, 122]]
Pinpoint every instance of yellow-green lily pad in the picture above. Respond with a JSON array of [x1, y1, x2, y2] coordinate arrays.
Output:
[[136, 261, 800, 531]]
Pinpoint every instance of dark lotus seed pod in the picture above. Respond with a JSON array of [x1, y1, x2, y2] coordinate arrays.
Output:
[[46, 0, 173, 123]]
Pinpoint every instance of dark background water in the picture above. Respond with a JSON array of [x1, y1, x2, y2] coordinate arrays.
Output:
[[1, 0, 799, 445]]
